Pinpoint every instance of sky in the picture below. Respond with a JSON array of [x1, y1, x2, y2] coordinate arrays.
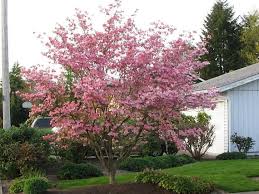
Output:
[[0, 0, 259, 76]]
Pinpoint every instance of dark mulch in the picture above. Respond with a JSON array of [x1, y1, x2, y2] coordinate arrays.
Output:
[[47, 183, 174, 194]]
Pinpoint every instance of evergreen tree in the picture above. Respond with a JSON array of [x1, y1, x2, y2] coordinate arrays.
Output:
[[240, 11, 259, 65], [200, 0, 244, 80], [0, 63, 29, 127]]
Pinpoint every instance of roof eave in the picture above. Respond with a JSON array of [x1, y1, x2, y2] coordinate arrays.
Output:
[[219, 74, 259, 92]]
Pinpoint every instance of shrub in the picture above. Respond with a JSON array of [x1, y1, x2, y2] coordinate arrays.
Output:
[[176, 154, 196, 164], [216, 152, 247, 160], [52, 137, 95, 163], [176, 112, 215, 160], [119, 158, 155, 172], [231, 133, 255, 153], [136, 170, 215, 194], [135, 170, 167, 184], [9, 178, 26, 194], [139, 132, 178, 157], [23, 177, 49, 194], [146, 156, 172, 169], [0, 126, 51, 179], [9, 171, 47, 194], [58, 162, 103, 180], [0, 161, 20, 179], [119, 154, 195, 172]]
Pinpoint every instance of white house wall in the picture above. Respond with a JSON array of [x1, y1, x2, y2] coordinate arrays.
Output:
[[183, 98, 228, 155], [227, 79, 259, 152]]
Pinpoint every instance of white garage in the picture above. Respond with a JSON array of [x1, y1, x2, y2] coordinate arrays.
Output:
[[184, 98, 228, 155], [193, 63, 259, 154]]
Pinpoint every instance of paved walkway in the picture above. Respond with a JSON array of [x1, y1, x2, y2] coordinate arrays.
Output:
[[232, 192, 259, 194]]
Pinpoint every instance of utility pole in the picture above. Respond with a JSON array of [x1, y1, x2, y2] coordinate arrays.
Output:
[[1, 0, 11, 129]]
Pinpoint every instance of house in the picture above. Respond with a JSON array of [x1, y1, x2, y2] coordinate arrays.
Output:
[[188, 63, 259, 155]]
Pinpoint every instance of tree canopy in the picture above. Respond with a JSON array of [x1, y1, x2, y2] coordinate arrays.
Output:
[[241, 11, 259, 65], [21, 0, 216, 183], [200, 0, 244, 80], [0, 63, 29, 127]]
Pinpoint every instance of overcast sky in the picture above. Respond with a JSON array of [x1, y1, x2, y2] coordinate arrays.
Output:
[[1, 0, 259, 75]]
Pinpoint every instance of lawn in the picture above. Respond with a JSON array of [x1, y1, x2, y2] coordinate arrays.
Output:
[[57, 159, 259, 193]]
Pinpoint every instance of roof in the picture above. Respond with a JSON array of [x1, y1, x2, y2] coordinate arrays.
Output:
[[194, 63, 259, 92]]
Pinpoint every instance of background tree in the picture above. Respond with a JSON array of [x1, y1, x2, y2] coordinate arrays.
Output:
[[176, 112, 215, 160], [0, 63, 29, 127], [200, 0, 244, 80], [240, 11, 259, 65], [21, 1, 216, 183]]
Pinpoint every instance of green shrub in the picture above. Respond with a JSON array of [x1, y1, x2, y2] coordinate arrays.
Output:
[[9, 171, 47, 194], [22, 169, 46, 179], [231, 133, 255, 153], [176, 154, 196, 164], [159, 175, 195, 193], [139, 132, 178, 156], [58, 163, 103, 180], [216, 152, 247, 160], [0, 162, 20, 179], [23, 177, 49, 194], [52, 138, 95, 163], [9, 178, 26, 194], [146, 156, 172, 169], [159, 175, 214, 194], [135, 169, 167, 184], [119, 158, 155, 172], [119, 154, 195, 172], [136, 170, 215, 194], [0, 126, 51, 179]]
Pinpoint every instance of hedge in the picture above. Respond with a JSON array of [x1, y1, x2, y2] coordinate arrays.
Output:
[[119, 154, 195, 172], [136, 170, 215, 194]]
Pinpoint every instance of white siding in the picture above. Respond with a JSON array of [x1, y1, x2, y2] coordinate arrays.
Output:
[[227, 79, 259, 152], [184, 98, 228, 155]]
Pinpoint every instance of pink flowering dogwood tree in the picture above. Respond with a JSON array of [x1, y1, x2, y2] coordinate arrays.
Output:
[[21, 0, 216, 183]]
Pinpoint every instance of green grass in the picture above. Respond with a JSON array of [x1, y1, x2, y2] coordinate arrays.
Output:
[[164, 159, 259, 192], [57, 173, 136, 190], [57, 159, 259, 193]]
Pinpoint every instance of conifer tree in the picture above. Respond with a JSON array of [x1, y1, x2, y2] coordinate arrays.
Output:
[[201, 0, 244, 79]]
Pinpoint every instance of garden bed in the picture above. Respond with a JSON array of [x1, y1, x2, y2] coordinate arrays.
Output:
[[48, 183, 174, 194]]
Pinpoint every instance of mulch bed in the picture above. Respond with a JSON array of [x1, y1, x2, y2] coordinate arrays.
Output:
[[47, 183, 174, 194]]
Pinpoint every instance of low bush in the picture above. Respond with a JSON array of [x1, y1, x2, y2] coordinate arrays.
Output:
[[9, 178, 26, 194], [135, 170, 167, 184], [176, 154, 196, 164], [139, 132, 178, 157], [52, 137, 96, 163], [216, 152, 247, 160], [119, 154, 195, 172], [58, 162, 103, 180], [145, 156, 172, 169], [136, 170, 215, 194], [9, 171, 47, 194], [0, 126, 51, 179], [119, 158, 155, 172], [231, 133, 255, 153], [23, 177, 49, 194]]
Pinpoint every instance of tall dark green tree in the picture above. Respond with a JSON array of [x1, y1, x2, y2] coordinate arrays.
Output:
[[200, 0, 245, 80], [240, 11, 259, 65], [0, 63, 29, 127]]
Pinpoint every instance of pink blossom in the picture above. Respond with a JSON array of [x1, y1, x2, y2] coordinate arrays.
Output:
[[20, 0, 217, 162]]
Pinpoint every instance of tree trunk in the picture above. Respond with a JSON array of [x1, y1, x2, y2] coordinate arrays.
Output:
[[165, 140, 169, 154], [108, 166, 116, 184]]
